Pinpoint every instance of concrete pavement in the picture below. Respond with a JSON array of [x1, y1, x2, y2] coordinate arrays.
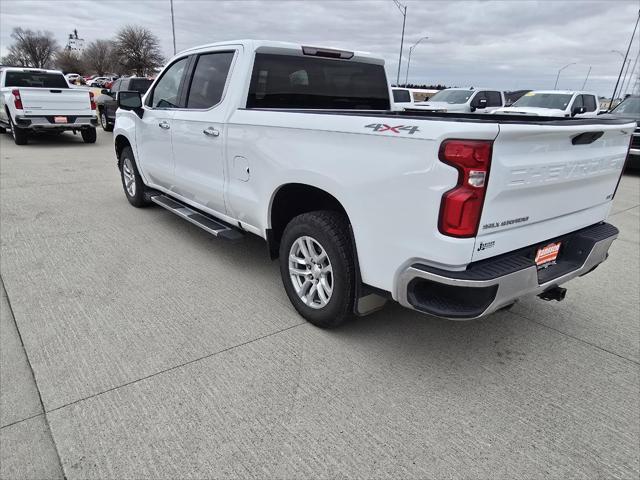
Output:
[[0, 129, 638, 479]]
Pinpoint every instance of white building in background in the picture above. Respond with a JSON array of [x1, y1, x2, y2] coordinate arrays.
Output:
[[66, 29, 85, 53]]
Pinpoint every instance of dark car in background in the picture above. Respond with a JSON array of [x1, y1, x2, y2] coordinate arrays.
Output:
[[607, 96, 640, 170], [95, 77, 153, 131]]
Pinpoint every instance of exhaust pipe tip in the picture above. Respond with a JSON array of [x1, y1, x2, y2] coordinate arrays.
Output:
[[538, 286, 567, 302]]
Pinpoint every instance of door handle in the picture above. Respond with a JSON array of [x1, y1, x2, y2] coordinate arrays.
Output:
[[203, 127, 220, 137], [158, 121, 170, 130]]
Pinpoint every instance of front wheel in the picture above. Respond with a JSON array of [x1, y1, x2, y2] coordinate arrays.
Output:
[[279, 211, 356, 328], [119, 146, 152, 207], [81, 127, 97, 143]]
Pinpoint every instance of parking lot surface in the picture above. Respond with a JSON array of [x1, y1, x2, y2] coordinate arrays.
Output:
[[1, 129, 638, 479]]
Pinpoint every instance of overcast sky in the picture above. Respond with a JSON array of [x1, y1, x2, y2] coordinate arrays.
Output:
[[1, 0, 638, 97]]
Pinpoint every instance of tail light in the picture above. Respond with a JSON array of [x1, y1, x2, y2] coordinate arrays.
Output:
[[89, 91, 96, 110], [438, 139, 493, 238], [12, 89, 23, 110]]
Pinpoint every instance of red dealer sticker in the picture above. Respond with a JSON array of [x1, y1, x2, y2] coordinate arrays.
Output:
[[535, 242, 561, 267]]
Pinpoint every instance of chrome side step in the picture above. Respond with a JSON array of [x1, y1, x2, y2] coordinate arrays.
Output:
[[151, 194, 244, 241]]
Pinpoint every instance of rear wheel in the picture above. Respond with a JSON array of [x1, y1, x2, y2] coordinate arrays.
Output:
[[81, 127, 97, 143], [279, 211, 355, 328], [99, 109, 113, 132], [9, 117, 28, 145], [119, 146, 152, 207]]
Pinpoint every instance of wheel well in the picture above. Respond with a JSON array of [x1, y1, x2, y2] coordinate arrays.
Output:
[[114, 135, 131, 168], [268, 183, 349, 259]]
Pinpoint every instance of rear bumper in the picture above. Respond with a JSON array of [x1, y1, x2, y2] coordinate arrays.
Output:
[[396, 222, 618, 319], [15, 115, 97, 129]]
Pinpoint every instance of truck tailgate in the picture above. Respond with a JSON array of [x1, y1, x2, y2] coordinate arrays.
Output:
[[19, 87, 93, 116], [473, 121, 635, 261]]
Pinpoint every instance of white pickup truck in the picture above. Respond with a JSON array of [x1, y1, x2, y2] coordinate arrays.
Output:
[[492, 90, 600, 118], [0, 67, 98, 145], [113, 40, 635, 327], [409, 87, 506, 113]]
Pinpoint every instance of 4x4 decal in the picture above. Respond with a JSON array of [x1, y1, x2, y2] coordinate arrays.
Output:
[[365, 123, 420, 135]]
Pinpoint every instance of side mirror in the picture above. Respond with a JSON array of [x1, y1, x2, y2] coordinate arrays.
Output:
[[101, 89, 110, 95], [476, 98, 488, 109], [571, 106, 587, 117], [117, 91, 143, 118], [118, 91, 142, 110]]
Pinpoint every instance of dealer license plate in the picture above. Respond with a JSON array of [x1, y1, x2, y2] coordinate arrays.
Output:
[[54, 116, 68, 124], [535, 242, 561, 267]]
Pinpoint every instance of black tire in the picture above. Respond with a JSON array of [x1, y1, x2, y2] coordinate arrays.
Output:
[[99, 109, 113, 132], [81, 127, 97, 143], [0, 126, 6, 134], [119, 146, 152, 207], [9, 117, 28, 145], [279, 210, 356, 328]]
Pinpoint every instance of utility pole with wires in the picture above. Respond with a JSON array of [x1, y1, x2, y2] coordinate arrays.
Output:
[[392, 0, 407, 86], [170, 0, 177, 55], [609, 9, 639, 108]]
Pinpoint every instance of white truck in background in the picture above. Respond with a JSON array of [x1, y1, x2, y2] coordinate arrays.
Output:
[[0, 67, 98, 145], [409, 87, 506, 113], [492, 90, 600, 117], [113, 40, 635, 328]]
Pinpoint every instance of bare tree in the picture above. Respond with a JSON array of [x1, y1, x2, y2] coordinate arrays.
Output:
[[113, 25, 164, 76], [55, 49, 84, 74], [82, 39, 113, 75], [1, 28, 59, 68]]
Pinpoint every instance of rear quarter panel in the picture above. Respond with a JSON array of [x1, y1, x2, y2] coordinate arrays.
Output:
[[226, 110, 499, 294]]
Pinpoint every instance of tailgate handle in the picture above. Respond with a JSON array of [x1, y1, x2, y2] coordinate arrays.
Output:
[[572, 131, 604, 145], [49, 90, 62, 93]]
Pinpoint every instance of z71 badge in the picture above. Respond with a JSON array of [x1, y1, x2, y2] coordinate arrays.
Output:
[[365, 123, 419, 134]]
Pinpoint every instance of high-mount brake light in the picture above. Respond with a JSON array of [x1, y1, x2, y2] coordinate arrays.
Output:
[[302, 46, 354, 59], [12, 89, 23, 110], [89, 91, 96, 110], [438, 139, 493, 238]]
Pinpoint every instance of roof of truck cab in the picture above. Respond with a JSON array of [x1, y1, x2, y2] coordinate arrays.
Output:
[[179, 39, 379, 60], [1, 67, 64, 74], [528, 90, 596, 96]]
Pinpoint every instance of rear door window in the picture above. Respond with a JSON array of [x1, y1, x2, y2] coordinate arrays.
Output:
[[247, 53, 390, 110], [128, 78, 153, 94], [582, 95, 597, 112], [5, 71, 69, 88], [393, 89, 411, 103], [486, 91, 502, 107], [185, 51, 235, 109]]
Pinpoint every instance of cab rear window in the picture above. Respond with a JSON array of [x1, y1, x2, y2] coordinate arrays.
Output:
[[5, 71, 69, 88], [247, 53, 390, 110]]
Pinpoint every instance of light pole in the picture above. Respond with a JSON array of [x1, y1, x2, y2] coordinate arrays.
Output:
[[609, 9, 640, 108], [554, 62, 576, 89], [170, 0, 177, 55], [581, 65, 592, 90], [621, 51, 639, 96], [392, 0, 407, 86], [405, 36, 428, 85]]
